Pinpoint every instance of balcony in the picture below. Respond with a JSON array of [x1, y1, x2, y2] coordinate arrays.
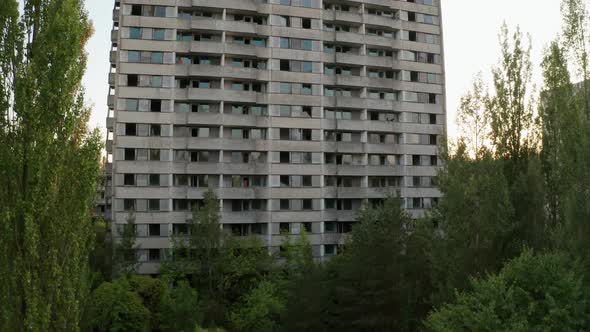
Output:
[[223, 211, 271, 224], [191, 0, 258, 11], [111, 29, 118, 43], [107, 94, 114, 108], [108, 72, 116, 85], [106, 116, 114, 130]]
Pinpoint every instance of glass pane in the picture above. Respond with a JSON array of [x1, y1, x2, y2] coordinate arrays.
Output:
[[128, 51, 140, 62], [151, 52, 164, 64], [153, 29, 165, 40], [130, 27, 141, 39]]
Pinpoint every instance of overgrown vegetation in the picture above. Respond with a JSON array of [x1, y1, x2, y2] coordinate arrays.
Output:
[[3, 0, 590, 331]]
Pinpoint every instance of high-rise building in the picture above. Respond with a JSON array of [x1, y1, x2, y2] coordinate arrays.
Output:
[[106, 0, 446, 274]]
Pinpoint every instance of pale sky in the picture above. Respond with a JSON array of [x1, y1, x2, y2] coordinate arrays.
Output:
[[83, 0, 568, 139]]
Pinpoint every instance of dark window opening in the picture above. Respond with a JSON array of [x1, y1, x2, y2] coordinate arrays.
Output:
[[125, 123, 136, 136], [127, 74, 138, 86], [151, 99, 162, 112], [131, 5, 142, 16]]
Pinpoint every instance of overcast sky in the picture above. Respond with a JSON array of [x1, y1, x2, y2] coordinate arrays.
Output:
[[82, 0, 567, 139]]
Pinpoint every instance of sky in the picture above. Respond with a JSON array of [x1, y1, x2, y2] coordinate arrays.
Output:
[[83, 0, 567, 139]]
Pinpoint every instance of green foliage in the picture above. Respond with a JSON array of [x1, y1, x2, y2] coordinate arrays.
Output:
[[488, 24, 536, 164], [0, 0, 101, 330], [457, 74, 490, 157], [86, 280, 150, 332], [128, 276, 167, 330], [539, 42, 576, 225], [425, 251, 590, 331], [113, 211, 139, 277], [283, 197, 436, 332], [229, 280, 285, 332], [433, 145, 514, 300], [159, 281, 200, 332], [89, 219, 113, 285]]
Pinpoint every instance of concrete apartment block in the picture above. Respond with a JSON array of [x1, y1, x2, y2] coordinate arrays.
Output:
[[105, 0, 446, 274]]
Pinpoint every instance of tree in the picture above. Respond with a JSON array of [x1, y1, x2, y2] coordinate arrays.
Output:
[[128, 276, 167, 330], [89, 218, 113, 286], [432, 145, 514, 302], [425, 251, 590, 331], [539, 41, 576, 226], [0, 0, 101, 330], [85, 280, 150, 332], [561, 0, 590, 113], [159, 281, 200, 332], [488, 24, 536, 165], [457, 74, 490, 157], [113, 211, 139, 277], [163, 190, 278, 328], [555, 0, 590, 273], [229, 280, 285, 332], [284, 197, 436, 332]]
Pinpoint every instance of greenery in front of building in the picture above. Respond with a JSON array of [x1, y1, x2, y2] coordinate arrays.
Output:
[[2, 0, 590, 331]]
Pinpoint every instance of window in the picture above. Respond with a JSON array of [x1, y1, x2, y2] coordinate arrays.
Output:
[[302, 175, 312, 187], [149, 174, 160, 186], [154, 6, 166, 17], [153, 29, 165, 40], [151, 100, 161, 112], [150, 76, 162, 87], [173, 224, 188, 235], [151, 52, 164, 64], [326, 199, 336, 210], [280, 199, 290, 210], [279, 223, 290, 234], [279, 15, 290, 27], [150, 149, 160, 161], [429, 94, 437, 104], [324, 244, 336, 256], [430, 135, 437, 145], [302, 199, 312, 210], [125, 74, 139, 87], [131, 5, 142, 16], [280, 59, 290, 71], [301, 84, 312, 95], [125, 123, 136, 136], [130, 27, 141, 39], [337, 199, 352, 210], [280, 175, 290, 187], [149, 224, 161, 237], [128, 51, 140, 63], [431, 156, 438, 166], [302, 222, 312, 233], [301, 39, 312, 50], [280, 152, 290, 163], [302, 18, 311, 29], [325, 221, 336, 232], [124, 148, 135, 161], [124, 174, 135, 186], [148, 249, 160, 261], [412, 155, 421, 166], [280, 82, 291, 94], [124, 199, 135, 211], [430, 114, 437, 124], [150, 124, 161, 137]]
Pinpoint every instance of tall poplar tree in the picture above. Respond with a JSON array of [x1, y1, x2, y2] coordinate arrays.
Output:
[[0, 0, 101, 330]]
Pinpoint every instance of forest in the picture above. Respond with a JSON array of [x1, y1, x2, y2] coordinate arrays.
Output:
[[2, 0, 590, 331]]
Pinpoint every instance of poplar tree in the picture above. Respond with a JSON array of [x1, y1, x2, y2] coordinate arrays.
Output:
[[0, 0, 101, 330]]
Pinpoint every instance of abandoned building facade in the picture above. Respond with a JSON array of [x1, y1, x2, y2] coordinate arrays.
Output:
[[105, 0, 446, 274]]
